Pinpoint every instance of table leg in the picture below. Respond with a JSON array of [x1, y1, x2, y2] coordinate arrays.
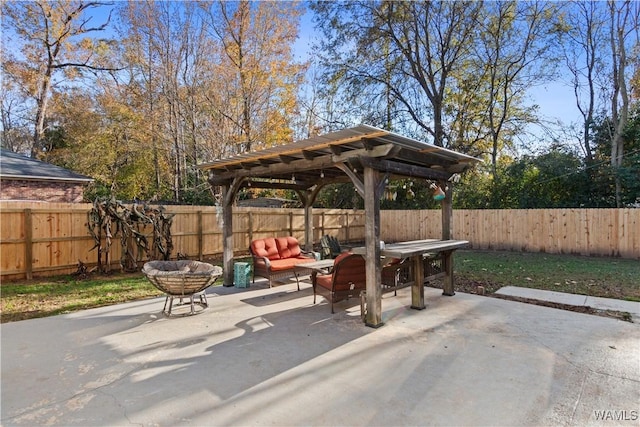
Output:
[[411, 254, 425, 309], [442, 250, 455, 296]]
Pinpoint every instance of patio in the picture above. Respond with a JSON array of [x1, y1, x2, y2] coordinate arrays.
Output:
[[2, 276, 638, 426], [199, 124, 482, 327]]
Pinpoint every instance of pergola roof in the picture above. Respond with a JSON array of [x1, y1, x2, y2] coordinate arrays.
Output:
[[199, 125, 480, 189]]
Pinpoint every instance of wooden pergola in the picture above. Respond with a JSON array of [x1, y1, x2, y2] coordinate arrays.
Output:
[[199, 125, 481, 327]]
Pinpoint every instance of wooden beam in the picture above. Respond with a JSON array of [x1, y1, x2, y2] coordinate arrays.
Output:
[[207, 155, 338, 185], [239, 161, 260, 169], [208, 144, 399, 186], [241, 181, 313, 191], [363, 166, 383, 328], [278, 154, 298, 163], [335, 163, 364, 197], [442, 250, 455, 296], [359, 157, 453, 181], [329, 145, 344, 155], [301, 149, 324, 160], [200, 129, 389, 171], [331, 143, 394, 163], [394, 147, 456, 169], [223, 176, 244, 207], [376, 172, 390, 200]]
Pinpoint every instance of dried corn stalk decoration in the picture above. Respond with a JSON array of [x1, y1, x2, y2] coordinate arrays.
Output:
[[87, 197, 175, 273]]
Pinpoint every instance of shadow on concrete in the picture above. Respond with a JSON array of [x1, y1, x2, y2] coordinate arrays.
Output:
[[2, 280, 638, 426]]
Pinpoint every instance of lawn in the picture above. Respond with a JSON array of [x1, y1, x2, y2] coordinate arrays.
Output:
[[453, 250, 640, 301], [1, 250, 638, 323]]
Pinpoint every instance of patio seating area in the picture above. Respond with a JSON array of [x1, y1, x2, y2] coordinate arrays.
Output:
[[2, 274, 638, 427]]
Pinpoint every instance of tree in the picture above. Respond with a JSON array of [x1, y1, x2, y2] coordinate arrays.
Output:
[[562, 1, 608, 163], [311, 1, 482, 144], [119, 0, 211, 202], [591, 107, 640, 208], [200, 0, 306, 153], [1, 0, 119, 157], [0, 81, 32, 153], [608, 0, 638, 207], [468, 1, 562, 179]]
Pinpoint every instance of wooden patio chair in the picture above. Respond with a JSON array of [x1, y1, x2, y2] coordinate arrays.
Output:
[[320, 235, 344, 259]]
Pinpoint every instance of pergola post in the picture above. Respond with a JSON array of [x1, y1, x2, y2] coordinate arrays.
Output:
[[440, 181, 455, 296], [297, 186, 323, 252], [441, 180, 452, 240], [363, 166, 383, 328], [304, 203, 313, 252], [222, 183, 235, 287]]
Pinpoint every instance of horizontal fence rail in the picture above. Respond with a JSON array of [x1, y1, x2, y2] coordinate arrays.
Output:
[[1, 201, 638, 280]]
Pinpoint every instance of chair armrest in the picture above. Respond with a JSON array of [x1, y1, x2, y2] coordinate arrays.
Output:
[[300, 250, 316, 259], [252, 255, 272, 269]]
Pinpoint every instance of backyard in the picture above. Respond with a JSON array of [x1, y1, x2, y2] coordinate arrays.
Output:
[[1, 249, 638, 324]]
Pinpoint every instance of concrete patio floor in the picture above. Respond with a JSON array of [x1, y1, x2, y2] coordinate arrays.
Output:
[[2, 277, 639, 427]]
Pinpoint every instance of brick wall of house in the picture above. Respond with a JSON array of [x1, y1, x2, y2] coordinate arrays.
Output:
[[1, 179, 86, 203]]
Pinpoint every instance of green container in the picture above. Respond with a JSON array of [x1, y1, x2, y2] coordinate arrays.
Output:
[[234, 262, 251, 288]]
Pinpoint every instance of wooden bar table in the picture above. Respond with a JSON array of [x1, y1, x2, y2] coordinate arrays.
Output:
[[353, 239, 469, 310]]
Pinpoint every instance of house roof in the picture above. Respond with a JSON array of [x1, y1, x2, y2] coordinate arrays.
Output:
[[0, 149, 93, 183], [199, 124, 481, 190]]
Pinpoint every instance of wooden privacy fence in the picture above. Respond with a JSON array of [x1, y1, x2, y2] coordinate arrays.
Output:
[[0, 202, 365, 280], [1, 202, 638, 280], [381, 208, 639, 259]]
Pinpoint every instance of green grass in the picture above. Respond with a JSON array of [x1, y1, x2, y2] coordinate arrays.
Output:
[[0, 274, 167, 323], [455, 250, 640, 301], [1, 251, 638, 323]]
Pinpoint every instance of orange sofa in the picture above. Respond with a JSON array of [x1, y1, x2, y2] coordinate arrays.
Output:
[[249, 237, 315, 289]]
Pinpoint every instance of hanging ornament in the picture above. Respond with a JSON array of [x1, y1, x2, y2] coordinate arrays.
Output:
[[430, 183, 445, 201]]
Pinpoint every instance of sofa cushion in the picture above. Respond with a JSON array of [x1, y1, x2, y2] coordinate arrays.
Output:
[[269, 257, 313, 272], [315, 272, 333, 290], [275, 236, 302, 259], [251, 237, 280, 260]]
